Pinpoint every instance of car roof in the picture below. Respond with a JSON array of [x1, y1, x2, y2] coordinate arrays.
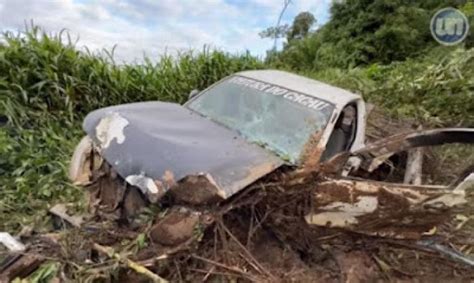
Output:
[[236, 70, 361, 108]]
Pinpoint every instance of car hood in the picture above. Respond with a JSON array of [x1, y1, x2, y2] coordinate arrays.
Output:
[[83, 101, 284, 200]]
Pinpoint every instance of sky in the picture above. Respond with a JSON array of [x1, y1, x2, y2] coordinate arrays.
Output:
[[0, 0, 332, 63]]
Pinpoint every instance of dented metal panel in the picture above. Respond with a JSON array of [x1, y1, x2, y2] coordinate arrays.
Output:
[[356, 128, 474, 172], [305, 176, 471, 239], [83, 101, 284, 200], [322, 128, 474, 175], [69, 136, 103, 185]]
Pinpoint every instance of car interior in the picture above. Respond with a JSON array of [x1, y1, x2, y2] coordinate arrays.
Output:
[[321, 104, 357, 160]]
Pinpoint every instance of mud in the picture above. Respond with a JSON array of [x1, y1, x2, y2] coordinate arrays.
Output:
[[149, 208, 200, 246], [334, 251, 378, 283], [169, 175, 222, 205]]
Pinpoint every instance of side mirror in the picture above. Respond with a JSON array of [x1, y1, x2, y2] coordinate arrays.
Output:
[[189, 89, 199, 100]]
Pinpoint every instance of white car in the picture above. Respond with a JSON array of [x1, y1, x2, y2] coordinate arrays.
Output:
[[69, 70, 473, 242]]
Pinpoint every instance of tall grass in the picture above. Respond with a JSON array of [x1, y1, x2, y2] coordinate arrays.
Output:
[[0, 26, 263, 231], [0, 26, 263, 126]]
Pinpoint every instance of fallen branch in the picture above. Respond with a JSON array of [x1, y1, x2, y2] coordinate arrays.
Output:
[[92, 243, 168, 283], [218, 221, 276, 280], [0, 253, 44, 282], [382, 239, 474, 268], [190, 254, 258, 282], [137, 236, 194, 267], [417, 240, 474, 268], [189, 267, 247, 280]]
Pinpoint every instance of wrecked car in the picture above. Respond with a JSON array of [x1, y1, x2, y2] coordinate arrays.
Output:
[[69, 70, 367, 200], [69, 70, 474, 242]]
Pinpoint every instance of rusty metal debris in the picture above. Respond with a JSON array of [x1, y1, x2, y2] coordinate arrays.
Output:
[[74, 126, 474, 243], [304, 177, 470, 239], [355, 128, 474, 173], [322, 128, 474, 176], [3, 153, 473, 282]]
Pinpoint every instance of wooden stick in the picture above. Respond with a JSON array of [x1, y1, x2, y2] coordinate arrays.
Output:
[[137, 237, 192, 267], [92, 243, 168, 283], [190, 254, 257, 281], [189, 267, 246, 280], [218, 221, 275, 280]]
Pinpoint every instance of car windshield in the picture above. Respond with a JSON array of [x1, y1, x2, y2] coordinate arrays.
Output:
[[187, 76, 334, 163]]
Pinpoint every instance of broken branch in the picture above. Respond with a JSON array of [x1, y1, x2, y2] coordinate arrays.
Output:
[[92, 243, 168, 283], [190, 254, 258, 281]]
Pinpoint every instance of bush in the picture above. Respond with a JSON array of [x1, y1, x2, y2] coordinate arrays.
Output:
[[365, 48, 474, 125], [300, 48, 474, 127]]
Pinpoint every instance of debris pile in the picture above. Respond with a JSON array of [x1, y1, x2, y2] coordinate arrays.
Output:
[[1, 164, 474, 282], [2, 105, 474, 282]]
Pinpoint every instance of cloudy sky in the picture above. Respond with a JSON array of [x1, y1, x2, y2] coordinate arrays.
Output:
[[0, 0, 331, 62]]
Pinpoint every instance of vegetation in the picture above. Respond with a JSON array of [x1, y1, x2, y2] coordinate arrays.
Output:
[[1, 0, 474, 232], [262, 0, 474, 125], [303, 48, 474, 126], [0, 27, 262, 230], [268, 1, 473, 68]]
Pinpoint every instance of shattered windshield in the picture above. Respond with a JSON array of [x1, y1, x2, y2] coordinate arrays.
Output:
[[187, 76, 334, 163]]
